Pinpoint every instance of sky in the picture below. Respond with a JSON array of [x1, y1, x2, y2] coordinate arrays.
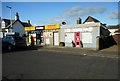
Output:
[[1, 2, 119, 26]]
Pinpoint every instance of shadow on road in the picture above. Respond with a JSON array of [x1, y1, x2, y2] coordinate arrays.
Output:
[[2, 46, 43, 54]]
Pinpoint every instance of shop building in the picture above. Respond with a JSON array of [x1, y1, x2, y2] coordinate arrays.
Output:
[[43, 24, 60, 46], [24, 26, 36, 46], [60, 16, 110, 49], [24, 26, 45, 46], [35, 26, 45, 45]]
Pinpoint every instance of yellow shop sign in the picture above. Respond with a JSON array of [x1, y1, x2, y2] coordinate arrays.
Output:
[[45, 24, 60, 30], [25, 26, 35, 31]]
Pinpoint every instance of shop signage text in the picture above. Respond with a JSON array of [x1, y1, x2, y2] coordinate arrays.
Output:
[[64, 27, 93, 32], [25, 26, 35, 31], [35, 26, 44, 30], [45, 24, 60, 30]]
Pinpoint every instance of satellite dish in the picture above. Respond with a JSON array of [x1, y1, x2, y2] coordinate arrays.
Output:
[[62, 21, 66, 25]]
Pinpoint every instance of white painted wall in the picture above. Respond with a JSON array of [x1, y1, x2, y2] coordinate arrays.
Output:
[[12, 21, 25, 37], [1, 21, 5, 28], [0, 32, 3, 38], [65, 32, 74, 47], [84, 22, 95, 24], [1, 21, 6, 37], [60, 23, 100, 48]]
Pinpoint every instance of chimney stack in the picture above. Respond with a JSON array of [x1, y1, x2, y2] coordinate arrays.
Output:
[[15, 12, 19, 20], [27, 20, 30, 24], [77, 17, 82, 24]]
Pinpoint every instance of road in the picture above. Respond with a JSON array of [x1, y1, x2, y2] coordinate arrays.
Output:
[[2, 47, 118, 79]]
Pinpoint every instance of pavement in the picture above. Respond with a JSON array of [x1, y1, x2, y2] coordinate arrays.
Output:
[[2, 45, 119, 59], [37, 45, 119, 59]]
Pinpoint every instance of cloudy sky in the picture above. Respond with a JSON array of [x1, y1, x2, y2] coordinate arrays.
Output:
[[2, 2, 119, 25]]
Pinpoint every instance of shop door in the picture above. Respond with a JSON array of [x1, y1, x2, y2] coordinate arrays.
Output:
[[74, 32, 80, 47], [54, 32, 59, 46]]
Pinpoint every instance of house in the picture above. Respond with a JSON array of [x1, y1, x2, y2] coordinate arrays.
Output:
[[107, 25, 120, 45], [1, 19, 15, 37], [60, 16, 110, 50], [1, 12, 32, 37], [107, 24, 119, 35], [0, 17, 2, 38]]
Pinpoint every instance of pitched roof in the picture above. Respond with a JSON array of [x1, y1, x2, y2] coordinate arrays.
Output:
[[107, 24, 120, 29], [83, 16, 100, 24], [21, 22, 32, 27], [2, 19, 15, 27], [12, 19, 32, 27], [2, 19, 32, 29]]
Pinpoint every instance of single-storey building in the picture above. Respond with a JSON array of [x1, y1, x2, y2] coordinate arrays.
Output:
[[43, 24, 60, 46], [35, 26, 45, 45], [24, 26, 45, 46], [60, 16, 110, 49]]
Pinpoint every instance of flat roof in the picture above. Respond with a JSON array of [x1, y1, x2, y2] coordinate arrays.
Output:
[[60, 23, 101, 29]]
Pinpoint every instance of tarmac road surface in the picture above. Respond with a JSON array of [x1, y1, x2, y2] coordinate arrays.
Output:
[[2, 46, 119, 80]]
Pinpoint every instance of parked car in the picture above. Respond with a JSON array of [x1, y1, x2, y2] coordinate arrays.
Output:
[[2, 36, 27, 51], [2, 40, 14, 51]]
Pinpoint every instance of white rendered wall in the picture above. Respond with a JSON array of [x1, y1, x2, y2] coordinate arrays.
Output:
[[12, 21, 25, 37]]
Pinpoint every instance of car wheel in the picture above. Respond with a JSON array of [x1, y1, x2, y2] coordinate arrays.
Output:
[[7, 45, 12, 51]]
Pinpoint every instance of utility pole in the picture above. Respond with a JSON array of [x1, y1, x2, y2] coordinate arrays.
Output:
[[6, 6, 12, 33]]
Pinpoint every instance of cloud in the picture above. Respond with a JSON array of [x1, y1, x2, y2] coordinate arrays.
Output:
[[48, 16, 66, 24], [107, 11, 119, 19], [64, 6, 106, 17], [47, 6, 107, 24]]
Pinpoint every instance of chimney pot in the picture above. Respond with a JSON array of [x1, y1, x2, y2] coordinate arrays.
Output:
[[27, 20, 30, 24], [15, 12, 19, 20], [77, 17, 82, 24]]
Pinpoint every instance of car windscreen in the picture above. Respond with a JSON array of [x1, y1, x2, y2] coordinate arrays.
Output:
[[2, 36, 14, 41]]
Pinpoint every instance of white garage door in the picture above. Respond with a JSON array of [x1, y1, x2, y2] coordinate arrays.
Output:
[[54, 32, 59, 45]]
